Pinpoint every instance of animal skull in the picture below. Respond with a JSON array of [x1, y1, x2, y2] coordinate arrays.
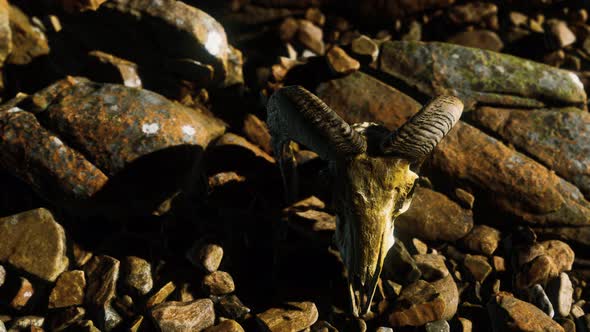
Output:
[[267, 85, 463, 317]]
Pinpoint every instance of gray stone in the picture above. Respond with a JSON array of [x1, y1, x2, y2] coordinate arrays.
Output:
[[151, 299, 215, 332], [425, 320, 450, 332], [471, 106, 590, 198], [547, 272, 574, 317], [98, 0, 230, 82], [379, 41, 586, 110], [0, 208, 68, 282], [529, 284, 555, 318]]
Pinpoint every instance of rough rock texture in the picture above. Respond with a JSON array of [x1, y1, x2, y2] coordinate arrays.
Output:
[[462, 225, 501, 256], [6, 4, 50, 65], [388, 280, 446, 326], [203, 271, 235, 295], [151, 299, 215, 332], [487, 292, 565, 332], [430, 121, 590, 226], [122, 256, 153, 296], [0, 77, 226, 213], [256, 302, 319, 332], [432, 275, 459, 320], [146, 281, 176, 308], [194, 243, 224, 273], [316, 71, 421, 131], [0, 208, 68, 282], [414, 254, 449, 281], [471, 106, 590, 198], [397, 187, 474, 242], [379, 41, 586, 109], [0, 0, 12, 69], [84, 255, 120, 309], [49, 270, 86, 308]]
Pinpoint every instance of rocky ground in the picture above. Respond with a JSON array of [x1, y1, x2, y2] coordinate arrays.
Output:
[[0, 0, 589, 331]]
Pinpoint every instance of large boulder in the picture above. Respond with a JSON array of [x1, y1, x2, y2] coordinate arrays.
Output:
[[0, 77, 226, 215]]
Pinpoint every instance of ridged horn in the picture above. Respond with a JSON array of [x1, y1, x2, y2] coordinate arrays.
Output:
[[267, 85, 367, 160], [380, 95, 463, 161]]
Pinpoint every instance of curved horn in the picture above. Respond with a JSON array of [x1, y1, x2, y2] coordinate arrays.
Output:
[[381, 95, 463, 161], [267, 85, 367, 160]]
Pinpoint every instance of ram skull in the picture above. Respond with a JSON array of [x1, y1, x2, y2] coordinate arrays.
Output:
[[267, 85, 463, 317]]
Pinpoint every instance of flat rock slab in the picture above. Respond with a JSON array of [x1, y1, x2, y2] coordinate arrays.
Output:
[[379, 41, 586, 109], [0, 77, 226, 214], [97, 0, 230, 83], [151, 299, 215, 332], [316, 71, 421, 131], [0, 208, 68, 282], [389, 280, 446, 326], [256, 301, 319, 332], [487, 292, 565, 332], [471, 106, 590, 198], [397, 187, 474, 242], [431, 121, 590, 226]]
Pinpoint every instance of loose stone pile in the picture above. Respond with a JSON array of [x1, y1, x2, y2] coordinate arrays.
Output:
[[0, 0, 589, 331]]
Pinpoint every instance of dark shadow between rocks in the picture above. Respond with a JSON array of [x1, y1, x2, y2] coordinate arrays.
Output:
[[63, 144, 205, 218]]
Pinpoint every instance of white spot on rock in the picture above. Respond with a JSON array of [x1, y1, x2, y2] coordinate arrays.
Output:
[[7, 107, 22, 113], [451, 53, 460, 59], [205, 30, 223, 56], [23, 291, 33, 298], [568, 72, 584, 91], [51, 137, 64, 146], [182, 125, 196, 137], [494, 65, 505, 74], [142, 123, 160, 135]]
